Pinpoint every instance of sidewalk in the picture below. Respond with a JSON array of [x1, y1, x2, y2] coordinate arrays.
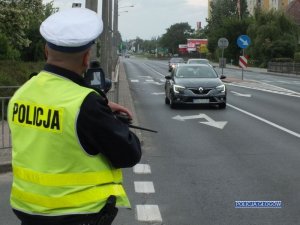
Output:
[[0, 59, 140, 173]]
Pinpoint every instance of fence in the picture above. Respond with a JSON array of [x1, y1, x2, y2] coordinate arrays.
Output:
[[268, 62, 300, 75], [1, 86, 19, 151]]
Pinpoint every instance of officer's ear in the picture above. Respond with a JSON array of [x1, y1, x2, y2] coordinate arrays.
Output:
[[83, 49, 91, 68]]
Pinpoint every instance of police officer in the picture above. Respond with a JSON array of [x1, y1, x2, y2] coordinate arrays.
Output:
[[7, 8, 141, 225]]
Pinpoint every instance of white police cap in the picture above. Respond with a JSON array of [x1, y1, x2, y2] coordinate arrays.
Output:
[[40, 8, 103, 53]]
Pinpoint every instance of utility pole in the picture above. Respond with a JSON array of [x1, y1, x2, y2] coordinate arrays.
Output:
[[85, 0, 98, 60], [113, 0, 119, 67], [107, 0, 113, 79], [100, 0, 109, 78]]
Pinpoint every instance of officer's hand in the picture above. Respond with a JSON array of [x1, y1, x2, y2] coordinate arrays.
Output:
[[108, 102, 133, 120]]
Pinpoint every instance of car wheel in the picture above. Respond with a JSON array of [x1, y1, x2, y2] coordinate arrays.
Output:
[[219, 102, 226, 109], [165, 96, 170, 105]]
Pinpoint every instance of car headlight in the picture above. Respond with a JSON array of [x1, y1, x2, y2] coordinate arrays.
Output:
[[216, 84, 225, 93], [173, 84, 185, 93]]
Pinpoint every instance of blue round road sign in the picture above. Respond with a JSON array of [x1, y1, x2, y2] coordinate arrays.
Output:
[[237, 35, 251, 49]]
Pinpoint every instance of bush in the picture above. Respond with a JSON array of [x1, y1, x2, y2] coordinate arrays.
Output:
[[270, 58, 293, 62], [0, 60, 45, 87], [294, 52, 300, 62]]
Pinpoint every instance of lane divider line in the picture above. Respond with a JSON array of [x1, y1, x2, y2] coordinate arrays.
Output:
[[228, 104, 300, 138], [133, 164, 151, 174], [136, 205, 162, 222], [134, 181, 155, 193]]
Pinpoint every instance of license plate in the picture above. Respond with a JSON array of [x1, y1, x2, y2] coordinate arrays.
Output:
[[193, 99, 209, 104]]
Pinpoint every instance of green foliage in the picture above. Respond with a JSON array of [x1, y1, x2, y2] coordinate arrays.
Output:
[[205, 0, 249, 61], [247, 9, 299, 67], [0, 60, 45, 86], [294, 52, 300, 62], [270, 58, 293, 62], [0, 0, 56, 61], [160, 23, 193, 54]]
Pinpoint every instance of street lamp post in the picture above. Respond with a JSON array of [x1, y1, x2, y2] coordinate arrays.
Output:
[[85, 0, 98, 60]]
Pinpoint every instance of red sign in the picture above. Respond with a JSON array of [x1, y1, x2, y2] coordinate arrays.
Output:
[[178, 44, 188, 54], [239, 56, 247, 68], [187, 39, 208, 52]]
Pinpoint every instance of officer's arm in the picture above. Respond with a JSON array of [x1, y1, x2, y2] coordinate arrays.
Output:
[[76, 92, 142, 168]]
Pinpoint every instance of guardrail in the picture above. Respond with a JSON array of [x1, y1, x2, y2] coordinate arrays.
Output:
[[268, 62, 300, 75]]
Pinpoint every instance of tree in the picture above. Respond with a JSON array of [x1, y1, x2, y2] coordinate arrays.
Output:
[[0, 0, 30, 59], [247, 9, 299, 67], [205, 0, 249, 60], [0, 0, 56, 61], [160, 23, 193, 54], [20, 0, 57, 61]]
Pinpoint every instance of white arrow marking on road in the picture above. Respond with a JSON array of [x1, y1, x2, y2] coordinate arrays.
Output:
[[131, 79, 139, 82], [172, 114, 227, 129], [239, 37, 249, 46], [231, 91, 252, 97], [152, 92, 165, 95]]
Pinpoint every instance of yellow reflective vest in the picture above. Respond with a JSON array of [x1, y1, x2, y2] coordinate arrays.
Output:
[[8, 71, 130, 215]]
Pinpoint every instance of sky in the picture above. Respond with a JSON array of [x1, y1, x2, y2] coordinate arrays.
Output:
[[43, 0, 209, 40]]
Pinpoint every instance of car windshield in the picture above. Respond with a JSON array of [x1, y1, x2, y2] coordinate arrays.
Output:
[[170, 58, 184, 63], [175, 66, 218, 78], [188, 59, 209, 64]]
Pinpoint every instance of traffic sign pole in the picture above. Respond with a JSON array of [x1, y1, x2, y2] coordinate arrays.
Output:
[[242, 49, 244, 80], [237, 35, 251, 80], [218, 38, 229, 76]]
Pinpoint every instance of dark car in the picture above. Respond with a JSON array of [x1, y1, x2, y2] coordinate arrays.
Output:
[[164, 64, 227, 109], [168, 57, 185, 72]]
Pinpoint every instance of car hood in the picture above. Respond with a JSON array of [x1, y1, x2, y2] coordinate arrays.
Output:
[[174, 78, 223, 88]]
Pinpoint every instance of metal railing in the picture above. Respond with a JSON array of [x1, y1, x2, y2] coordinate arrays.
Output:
[[1, 86, 19, 150], [268, 62, 300, 75], [1, 97, 11, 150]]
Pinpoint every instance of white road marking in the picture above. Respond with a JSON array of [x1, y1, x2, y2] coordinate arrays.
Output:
[[134, 181, 155, 193], [228, 104, 300, 138], [145, 79, 154, 82], [136, 205, 162, 222], [133, 164, 151, 174], [143, 63, 166, 77], [231, 91, 252, 97], [152, 92, 165, 95], [228, 81, 300, 97], [130, 79, 139, 83], [173, 114, 228, 129]]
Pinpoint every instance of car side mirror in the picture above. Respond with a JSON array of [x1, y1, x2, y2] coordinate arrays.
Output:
[[84, 66, 112, 94], [220, 75, 226, 79], [165, 75, 171, 79]]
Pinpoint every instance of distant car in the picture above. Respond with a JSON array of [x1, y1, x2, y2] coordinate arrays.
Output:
[[186, 58, 212, 67], [168, 57, 185, 72], [164, 64, 227, 109], [124, 54, 130, 58]]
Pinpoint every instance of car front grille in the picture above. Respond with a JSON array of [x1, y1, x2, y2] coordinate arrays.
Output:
[[188, 88, 213, 95]]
